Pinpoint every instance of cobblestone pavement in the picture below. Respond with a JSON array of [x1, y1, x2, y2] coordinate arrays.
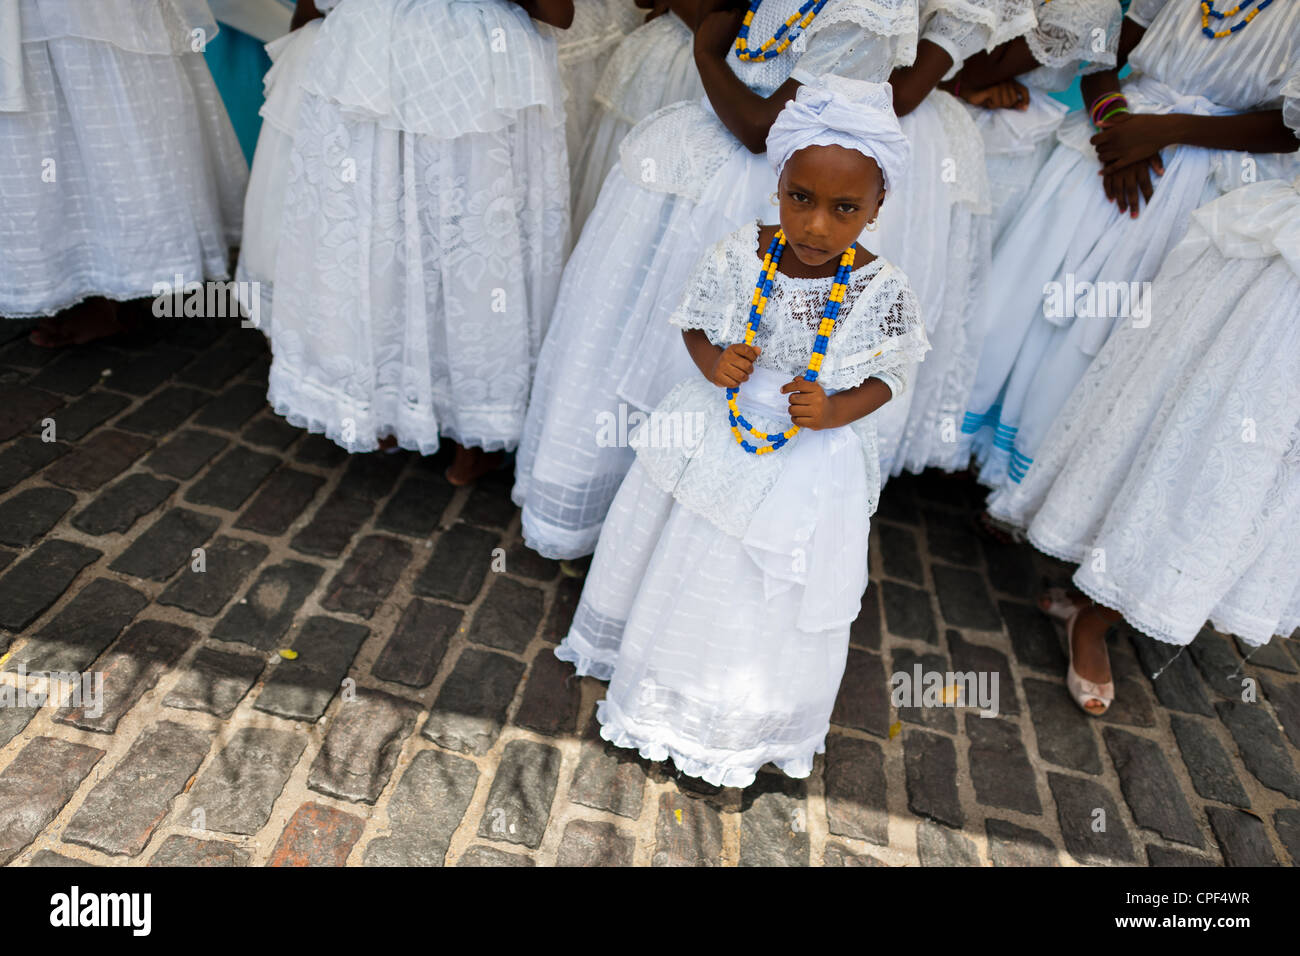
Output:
[[1, 317, 1299, 868]]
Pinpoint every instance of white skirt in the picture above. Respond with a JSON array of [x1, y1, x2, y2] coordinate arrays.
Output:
[[988, 178, 1300, 647], [263, 3, 570, 454], [0, 33, 246, 317], [554, 0, 643, 174], [569, 11, 702, 233]]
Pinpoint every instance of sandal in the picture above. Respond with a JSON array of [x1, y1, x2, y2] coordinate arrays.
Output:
[[1065, 607, 1113, 716], [1039, 586, 1086, 621]]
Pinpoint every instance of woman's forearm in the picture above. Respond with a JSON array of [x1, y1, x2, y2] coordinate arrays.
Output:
[[889, 40, 953, 117], [956, 37, 1038, 89], [696, 48, 800, 152], [1164, 110, 1299, 155]]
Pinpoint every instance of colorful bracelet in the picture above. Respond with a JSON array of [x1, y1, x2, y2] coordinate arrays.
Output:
[[1089, 91, 1126, 125], [1097, 105, 1129, 126]]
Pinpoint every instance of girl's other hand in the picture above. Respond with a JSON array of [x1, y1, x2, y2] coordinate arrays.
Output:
[[1091, 112, 1168, 174], [694, 6, 746, 58], [781, 377, 832, 429], [1101, 157, 1162, 217], [710, 343, 760, 387]]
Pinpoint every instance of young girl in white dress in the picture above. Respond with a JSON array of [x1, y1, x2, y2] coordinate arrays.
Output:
[[953, 0, 1122, 243], [556, 78, 928, 786], [0, 0, 247, 346], [984, 169, 1300, 715], [868, 0, 1034, 477], [569, 2, 705, 231], [514, 0, 919, 562], [958, 0, 1300, 494], [257, 0, 573, 484]]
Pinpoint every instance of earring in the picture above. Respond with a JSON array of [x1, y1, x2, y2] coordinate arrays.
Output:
[[770, 192, 779, 206], [865, 218, 878, 231]]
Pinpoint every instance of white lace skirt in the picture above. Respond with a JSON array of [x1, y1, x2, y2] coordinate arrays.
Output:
[[987, 207, 1300, 646], [556, 458, 856, 788], [569, 12, 701, 232], [266, 91, 570, 454], [870, 93, 990, 477], [0, 35, 246, 317]]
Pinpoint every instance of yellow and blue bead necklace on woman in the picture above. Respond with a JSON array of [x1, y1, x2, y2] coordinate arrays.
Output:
[[734, 0, 831, 62], [728, 228, 854, 455], [1200, 0, 1273, 38]]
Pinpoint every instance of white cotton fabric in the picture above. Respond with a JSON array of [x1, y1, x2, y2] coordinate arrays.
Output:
[[513, 0, 920, 560], [958, 0, 1300, 492], [987, 177, 1300, 647], [234, 17, 323, 332], [571, 11, 703, 232], [921, 0, 1037, 79], [207, 0, 294, 41], [554, 222, 927, 788], [0, 0, 247, 318], [549, 0, 642, 183], [257, 0, 570, 454], [765, 75, 912, 191]]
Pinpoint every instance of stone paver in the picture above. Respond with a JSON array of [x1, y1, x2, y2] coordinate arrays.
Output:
[[2, 322, 1297, 867]]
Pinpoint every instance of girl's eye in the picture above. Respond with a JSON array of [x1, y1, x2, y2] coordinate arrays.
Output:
[[837, 204, 859, 215], [788, 192, 809, 203]]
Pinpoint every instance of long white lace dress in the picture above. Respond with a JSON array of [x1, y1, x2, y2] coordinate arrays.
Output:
[[555, 222, 930, 787], [969, 0, 1121, 244], [987, 175, 1300, 648], [263, 0, 571, 455], [869, 0, 1035, 477], [513, 0, 919, 560], [234, 15, 323, 333], [0, 0, 247, 318], [957, 0, 1300, 492], [570, 10, 704, 232], [552, 0, 643, 177]]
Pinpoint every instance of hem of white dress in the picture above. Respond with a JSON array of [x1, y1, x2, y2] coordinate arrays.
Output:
[[1, 268, 233, 320], [553, 633, 615, 682], [595, 697, 825, 790], [518, 506, 601, 561]]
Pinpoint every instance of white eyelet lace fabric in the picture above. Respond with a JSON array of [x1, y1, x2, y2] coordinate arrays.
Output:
[[642, 221, 929, 533], [987, 179, 1300, 647], [300, 0, 566, 140], [919, 0, 1037, 76], [0, 0, 247, 318]]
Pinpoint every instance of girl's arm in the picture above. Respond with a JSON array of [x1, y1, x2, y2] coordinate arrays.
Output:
[[1078, 16, 1145, 114], [888, 40, 953, 117], [290, 0, 323, 30], [782, 377, 892, 428], [693, 8, 801, 153], [684, 329, 761, 387], [951, 37, 1039, 90], [513, 0, 575, 28], [1094, 109, 1299, 175]]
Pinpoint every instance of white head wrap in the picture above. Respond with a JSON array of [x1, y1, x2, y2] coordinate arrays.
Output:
[[766, 75, 911, 193]]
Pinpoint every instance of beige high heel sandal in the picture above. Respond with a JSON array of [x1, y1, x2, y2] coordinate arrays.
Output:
[[1065, 606, 1114, 716]]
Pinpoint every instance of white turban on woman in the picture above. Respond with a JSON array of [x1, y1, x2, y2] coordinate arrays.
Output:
[[766, 74, 911, 193]]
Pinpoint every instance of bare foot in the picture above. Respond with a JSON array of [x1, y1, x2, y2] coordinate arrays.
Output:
[[445, 443, 504, 486], [1070, 608, 1114, 715], [377, 434, 399, 453], [28, 298, 125, 348], [1038, 587, 1089, 618]]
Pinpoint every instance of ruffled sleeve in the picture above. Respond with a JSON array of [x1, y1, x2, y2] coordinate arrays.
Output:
[[919, 0, 1037, 79], [1024, 0, 1120, 82], [1284, 72, 1300, 141], [1124, 0, 1169, 29], [668, 227, 749, 349], [790, 0, 921, 84], [819, 261, 930, 396]]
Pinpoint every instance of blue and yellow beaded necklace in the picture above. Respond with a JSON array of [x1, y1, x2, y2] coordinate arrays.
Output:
[[1200, 0, 1273, 38], [734, 0, 830, 62], [727, 228, 854, 455]]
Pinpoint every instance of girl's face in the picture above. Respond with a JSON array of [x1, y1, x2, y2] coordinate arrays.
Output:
[[777, 145, 886, 268]]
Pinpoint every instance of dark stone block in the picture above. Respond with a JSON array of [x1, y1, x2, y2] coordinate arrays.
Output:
[[0, 386, 62, 442], [1102, 727, 1203, 847], [109, 507, 220, 581], [830, 648, 890, 738], [468, 576, 544, 654], [253, 615, 370, 722], [653, 791, 723, 866], [999, 600, 1066, 673], [185, 445, 279, 510], [40, 390, 128, 442], [986, 819, 1058, 866], [917, 819, 980, 867], [5, 578, 146, 674], [71, 473, 176, 535], [1205, 807, 1278, 867], [143, 429, 228, 479], [881, 579, 937, 643], [157, 535, 269, 617], [1023, 678, 1103, 774], [0, 437, 67, 492], [0, 538, 101, 631], [321, 535, 412, 618], [556, 820, 635, 867], [878, 522, 922, 584], [513, 652, 582, 737], [823, 734, 887, 845], [412, 523, 500, 604], [476, 739, 561, 849], [850, 581, 882, 650], [116, 385, 210, 435], [1047, 771, 1135, 865], [420, 648, 524, 755], [891, 646, 956, 733], [947, 630, 1019, 716], [739, 772, 809, 867], [242, 416, 300, 450], [193, 382, 267, 431], [966, 714, 1041, 815], [0, 486, 76, 546], [0, 737, 104, 865], [185, 727, 307, 835], [376, 472, 455, 540], [1129, 631, 1214, 717], [903, 729, 962, 828], [212, 559, 325, 650], [307, 688, 421, 804], [1215, 700, 1300, 799], [371, 599, 461, 689], [932, 564, 1001, 630], [235, 467, 325, 536], [163, 646, 266, 718], [44, 430, 153, 491], [147, 835, 250, 867], [362, 749, 478, 867], [568, 716, 648, 820], [1169, 714, 1251, 809]]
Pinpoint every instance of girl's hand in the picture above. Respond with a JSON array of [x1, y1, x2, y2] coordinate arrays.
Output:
[[710, 343, 760, 388], [694, 7, 746, 59], [781, 377, 833, 429], [963, 79, 1029, 111], [1090, 112, 1169, 175]]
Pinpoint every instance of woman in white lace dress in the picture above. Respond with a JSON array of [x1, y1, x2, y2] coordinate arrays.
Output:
[[514, 0, 919, 562], [868, 0, 1035, 477], [569, 2, 705, 231], [259, 0, 573, 484], [556, 79, 928, 786], [0, 0, 247, 345], [986, 172, 1300, 715], [957, 0, 1300, 494]]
